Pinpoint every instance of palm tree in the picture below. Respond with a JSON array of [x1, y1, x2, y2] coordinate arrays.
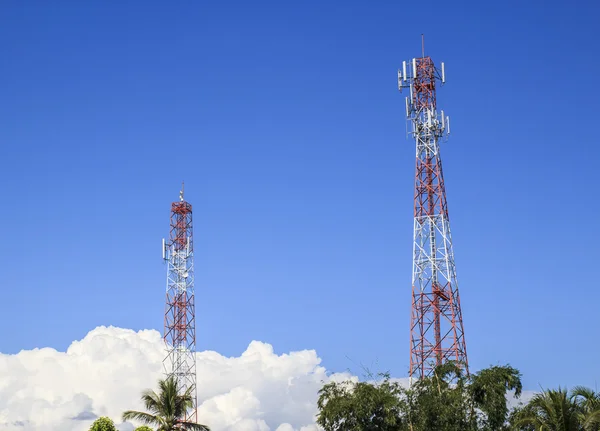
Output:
[[513, 388, 581, 431], [122, 376, 210, 431], [571, 386, 600, 431]]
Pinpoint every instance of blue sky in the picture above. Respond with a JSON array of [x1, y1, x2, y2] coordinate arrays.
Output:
[[1, 0, 599, 392]]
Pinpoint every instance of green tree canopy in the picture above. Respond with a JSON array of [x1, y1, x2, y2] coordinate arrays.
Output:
[[134, 426, 154, 431], [89, 416, 117, 431], [406, 362, 473, 431], [469, 364, 522, 431], [316, 362, 523, 431], [317, 373, 405, 431]]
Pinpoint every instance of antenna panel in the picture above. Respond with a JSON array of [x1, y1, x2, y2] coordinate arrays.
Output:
[[441, 62, 446, 83]]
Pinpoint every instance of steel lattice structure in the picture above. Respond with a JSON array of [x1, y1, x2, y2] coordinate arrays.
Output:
[[163, 185, 197, 422], [398, 46, 468, 380]]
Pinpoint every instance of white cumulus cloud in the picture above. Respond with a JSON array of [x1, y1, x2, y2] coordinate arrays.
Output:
[[0, 326, 535, 431], [0, 326, 352, 431]]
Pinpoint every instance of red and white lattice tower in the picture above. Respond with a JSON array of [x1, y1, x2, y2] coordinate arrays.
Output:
[[397, 41, 468, 380], [162, 183, 197, 422]]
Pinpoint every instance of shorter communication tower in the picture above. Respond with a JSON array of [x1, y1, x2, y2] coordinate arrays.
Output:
[[163, 183, 198, 422]]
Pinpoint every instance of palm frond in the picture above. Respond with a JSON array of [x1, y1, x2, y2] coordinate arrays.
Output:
[[178, 420, 210, 431], [583, 409, 600, 431], [122, 410, 161, 426], [571, 386, 597, 400], [141, 389, 164, 415]]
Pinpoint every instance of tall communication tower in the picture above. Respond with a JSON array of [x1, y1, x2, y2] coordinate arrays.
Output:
[[163, 183, 198, 422], [397, 40, 468, 380]]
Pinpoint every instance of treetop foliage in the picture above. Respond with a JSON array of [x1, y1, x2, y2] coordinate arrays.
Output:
[[89, 416, 117, 431], [317, 362, 600, 431], [316, 362, 523, 431]]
